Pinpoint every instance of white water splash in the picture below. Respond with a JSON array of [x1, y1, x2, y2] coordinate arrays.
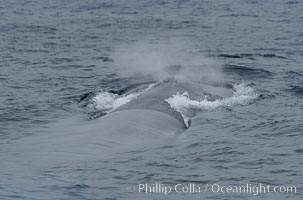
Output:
[[92, 84, 154, 113], [165, 82, 259, 127]]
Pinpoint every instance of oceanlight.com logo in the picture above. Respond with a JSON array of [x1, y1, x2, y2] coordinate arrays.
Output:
[[126, 183, 297, 196]]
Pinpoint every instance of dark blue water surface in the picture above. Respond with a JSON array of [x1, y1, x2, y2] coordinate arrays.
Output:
[[0, 0, 302, 199]]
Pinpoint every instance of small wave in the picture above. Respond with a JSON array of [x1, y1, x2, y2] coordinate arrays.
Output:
[[165, 82, 259, 127], [223, 64, 273, 78], [218, 53, 287, 59], [91, 84, 154, 114], [285, 70, 303, 78], [285, 85, 303, 96], [93, 56, 113, 62]]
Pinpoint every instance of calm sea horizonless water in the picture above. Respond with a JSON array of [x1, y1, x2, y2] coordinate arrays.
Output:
[[0, 0, 302, 199]]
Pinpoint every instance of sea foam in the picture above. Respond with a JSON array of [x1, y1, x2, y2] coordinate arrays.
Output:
[[165, 82, 259, 127], [92, 82, 258, 127], [92, 84, 154, 113]]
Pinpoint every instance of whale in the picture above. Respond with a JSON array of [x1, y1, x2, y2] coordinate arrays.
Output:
[[88, 78, 233, 144], [0, 74, 257, 200], [1, 79, 234, 167], [0, 78, 239, 200]]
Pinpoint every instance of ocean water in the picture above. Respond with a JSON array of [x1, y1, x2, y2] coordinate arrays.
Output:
[[0, 0, 302, 199]]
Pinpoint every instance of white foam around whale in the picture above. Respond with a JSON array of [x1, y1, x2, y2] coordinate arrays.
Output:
[[165, 82, 259, 126], [92, 82, 258, 128], [92, 84, 155, 113]]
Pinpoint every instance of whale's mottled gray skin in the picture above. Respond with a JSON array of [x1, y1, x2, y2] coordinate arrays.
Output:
[[114, 80, 190, 129], [1, 80, 233, 167], [45, 79, 232, 155], [113, 79, 233, 131], [0, 79, 235, 197]]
